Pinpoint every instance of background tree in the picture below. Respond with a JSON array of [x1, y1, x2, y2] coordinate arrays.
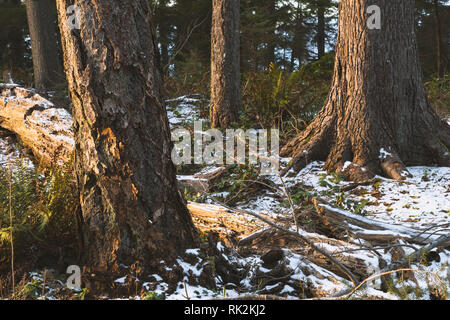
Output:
[[210, 0, 241, 128], [56, 0, 198, 275], [25, 0, 63, 90], [168, 0, 211, 78], [415, 0, 449, 78], [281, 0, 450, 181], [0, 0, 31, 83], [152, 0, 172, 74]]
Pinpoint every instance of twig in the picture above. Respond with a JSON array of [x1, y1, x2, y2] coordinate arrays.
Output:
[[183, 280, 190, 300], [338, 179, 376, 192], [8, 163, 15, 295], [345, 268, 444, 299], [329, 233, 450, 298], [278, 174, 299, 232], [166, 14, 210, 70], [330, 243, 419, 255]]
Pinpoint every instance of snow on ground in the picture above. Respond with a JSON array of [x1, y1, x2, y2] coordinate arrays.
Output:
[[166, 96, 449, 300], [166, 94, 205, 126], [0, 134, 33, 168], [277, 162, 450, 230], [3, 95, 448, 300]]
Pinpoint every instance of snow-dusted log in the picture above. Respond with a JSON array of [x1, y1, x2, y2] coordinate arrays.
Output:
[[178, 167, 228, 192], [312, 198, 449, 246], [0, 86, 74, 165]]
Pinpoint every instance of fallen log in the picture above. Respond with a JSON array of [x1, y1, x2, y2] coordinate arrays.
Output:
[[312, 198, 449, 246], [178, 166, 228, 192], [0, 86, 74, 165], [187, 202, 267, 244]]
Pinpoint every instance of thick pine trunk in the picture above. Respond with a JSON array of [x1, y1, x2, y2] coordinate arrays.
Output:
[[210, 0, 241, 128], [25, 0, 63, 90], [56, 0, 198, 274], [282, 0, 450, 181]]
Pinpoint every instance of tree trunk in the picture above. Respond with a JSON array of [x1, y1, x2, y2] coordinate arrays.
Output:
[[291, 2, 305, 70], [155, 0, 170, 74], [282, 0, 450, 181], [56, 0, 198, 274], [433, 0, 442, 78], [210, 0, 241, 128], [25, 0, 63, 90], [266, 0, 277, 66], [316, 1, 326, 59]]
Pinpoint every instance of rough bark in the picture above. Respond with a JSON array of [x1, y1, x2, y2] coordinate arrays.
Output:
[[25, 0, 64, 90], [282, 0, 450, 181], [56, 0, 198, 274], [210, 0, 241, 128], [0, 86, 73, 165]]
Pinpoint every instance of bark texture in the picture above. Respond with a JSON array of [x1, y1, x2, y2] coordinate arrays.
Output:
[[210, 0, 241, 128], [56, 0, 198, 273], [282, 0, 450, 181], [25, 0, 64, 90]]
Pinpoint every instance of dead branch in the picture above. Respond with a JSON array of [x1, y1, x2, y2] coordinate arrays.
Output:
[[187, 186, 360, 287], [312, 198, 448, 245]]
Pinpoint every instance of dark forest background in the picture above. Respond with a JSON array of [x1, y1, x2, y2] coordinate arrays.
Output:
[[1, 0, 449, 121]]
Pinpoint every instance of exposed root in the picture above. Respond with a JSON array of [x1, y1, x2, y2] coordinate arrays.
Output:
[[380, 153, 412, 181], [438, 119, 450, 151], [427, 137, 450, 167], [280, 118, 332, 175]]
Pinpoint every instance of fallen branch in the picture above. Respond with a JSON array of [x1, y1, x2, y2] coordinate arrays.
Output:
[[188, 186, 360, 287], [345, 268, 444, 299], [329, 233, 450, 298], [312, 198, 448, 245]]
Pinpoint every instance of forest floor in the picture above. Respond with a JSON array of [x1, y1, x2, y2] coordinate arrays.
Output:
[[0, 93, 448, 300], [165, 95, 450, 300]]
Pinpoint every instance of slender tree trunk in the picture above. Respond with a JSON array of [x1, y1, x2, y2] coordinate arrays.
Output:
[[433, 0, 442, 78], [210, 0, 241, 128], [155, 0, 170, 74], [267, 0, 276, 66], [25, 0, 63, 90], [282, 0, 450, 181], [56, 0, 198, 274], [291, 2, 304, 71], [317, 0, 326, 59]]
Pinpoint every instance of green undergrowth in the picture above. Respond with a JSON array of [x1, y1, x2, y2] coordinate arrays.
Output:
[[0, 156, 79, 276]]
